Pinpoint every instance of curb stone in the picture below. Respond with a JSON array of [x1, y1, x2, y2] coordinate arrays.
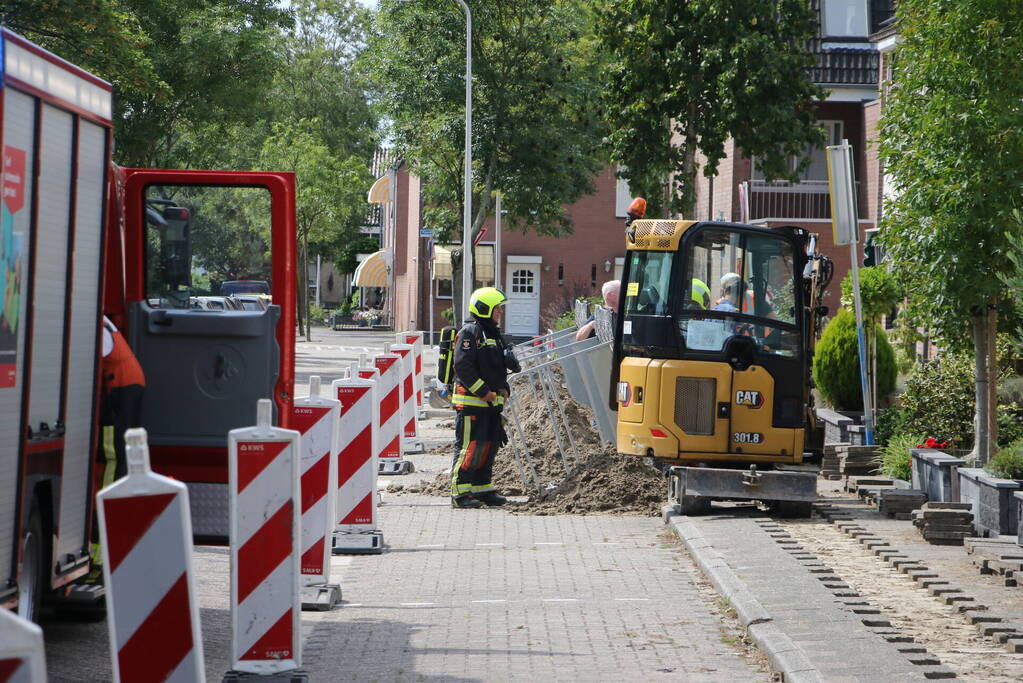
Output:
[[663, 507, 824, 682]]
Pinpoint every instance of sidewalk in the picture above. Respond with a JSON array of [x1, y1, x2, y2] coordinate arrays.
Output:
[[297, 489, 770, 681]]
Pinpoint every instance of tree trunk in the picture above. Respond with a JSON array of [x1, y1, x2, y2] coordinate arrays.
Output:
[[971, 308, 991, 465], [296, 235, 306, 341]]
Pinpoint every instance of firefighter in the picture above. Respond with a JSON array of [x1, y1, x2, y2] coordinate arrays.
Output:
[[88, 316, 146, 579], [450, 287, 518, 508]]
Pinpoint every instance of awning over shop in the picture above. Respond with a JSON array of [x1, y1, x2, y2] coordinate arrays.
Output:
[[353, 249, 391, 288], [367, 175, 390, 204]]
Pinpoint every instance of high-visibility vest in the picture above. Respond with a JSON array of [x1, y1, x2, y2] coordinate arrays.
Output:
[[102, 317, 145, 389]]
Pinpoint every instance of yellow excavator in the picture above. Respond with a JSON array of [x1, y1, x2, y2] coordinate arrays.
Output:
[[610, 204, 833, 517]]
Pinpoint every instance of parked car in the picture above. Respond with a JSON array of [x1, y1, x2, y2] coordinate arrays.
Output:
[[231, 295, 268, 311], [190, 296, 240, 311]]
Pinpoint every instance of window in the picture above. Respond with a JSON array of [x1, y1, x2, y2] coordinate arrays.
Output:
[[511, 268, 534, 294], [751, 121, 843, 182], [624, 251, 674, 317], [680, 228, 799, 357], [591, 264, 597, 288], [822, 0, 869, 38], [432, 243, 494, 299], [144, 185, 272, 309], [557, 263, 564, 286]]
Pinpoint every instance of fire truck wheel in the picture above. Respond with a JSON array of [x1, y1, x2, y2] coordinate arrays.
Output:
[[17, 500, 46, 624]]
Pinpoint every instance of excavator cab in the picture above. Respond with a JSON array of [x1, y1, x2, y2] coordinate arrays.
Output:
[[612, 218, 820, 467]]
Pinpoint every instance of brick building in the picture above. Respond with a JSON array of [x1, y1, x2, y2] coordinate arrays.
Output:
[[373, 163, 633, 339], [690, 0, 896, 311]]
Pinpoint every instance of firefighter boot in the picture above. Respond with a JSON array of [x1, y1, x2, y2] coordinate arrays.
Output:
[[475, 491, 507, 507], [452, 495, 484, 509]]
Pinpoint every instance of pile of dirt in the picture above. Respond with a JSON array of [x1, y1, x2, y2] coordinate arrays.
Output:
[[391, 369, 664, 515]]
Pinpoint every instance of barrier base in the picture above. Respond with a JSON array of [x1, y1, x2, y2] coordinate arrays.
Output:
[[402, 437, 425, 454], [379, 459, 414, 475], [332, 531, 384, 555], [223, 670, 309, 682], [300, 583, 341, 611]]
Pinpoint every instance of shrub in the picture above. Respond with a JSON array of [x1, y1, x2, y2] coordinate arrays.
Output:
[[552, 309, 575, 331], [441, 307, 454, 324], [898, 353, 975, 449], [308, 303, 328, 325], [985, 440, 1023, 480], [812, 309, 897, 411], [875, 432, 920, 482], [874, 406, 906, 447]]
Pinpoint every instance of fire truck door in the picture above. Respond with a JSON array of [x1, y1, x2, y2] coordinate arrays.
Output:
[[118, 171, 295, 538]]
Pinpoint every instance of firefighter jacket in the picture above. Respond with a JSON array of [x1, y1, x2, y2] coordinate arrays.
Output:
[[452, 317, 511, 410]]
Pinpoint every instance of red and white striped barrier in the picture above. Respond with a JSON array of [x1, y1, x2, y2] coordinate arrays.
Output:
[[331, 363, 384, 554], [390, 343, 424, 453], [292, 377, 342, 610], [0, 608, 47, 682], [96, 428, 204, 683], [374, 346, 413, 475], [228, 400, 302, 676], [396, 331, 425, 409]]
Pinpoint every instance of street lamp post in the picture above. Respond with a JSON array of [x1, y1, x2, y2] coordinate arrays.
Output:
[[454, 0, 473, 325], [397, 0, 473, 322]]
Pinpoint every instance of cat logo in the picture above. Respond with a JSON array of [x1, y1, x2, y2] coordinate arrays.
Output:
[[735, 390, 764, 408]]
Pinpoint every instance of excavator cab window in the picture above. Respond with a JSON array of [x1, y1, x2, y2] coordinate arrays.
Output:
[[679, 228, 800, 359]]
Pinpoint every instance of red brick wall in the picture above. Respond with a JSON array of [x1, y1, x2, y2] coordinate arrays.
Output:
[[405, 165, 628, 334]]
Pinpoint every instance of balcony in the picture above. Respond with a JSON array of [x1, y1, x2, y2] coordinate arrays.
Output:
[[742, 179, 859, 221]]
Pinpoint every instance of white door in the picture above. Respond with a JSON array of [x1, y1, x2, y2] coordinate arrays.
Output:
[[505, 264, 540, 336]]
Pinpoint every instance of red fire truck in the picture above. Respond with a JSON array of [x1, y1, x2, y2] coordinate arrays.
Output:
[[0, 29, 298, 622]]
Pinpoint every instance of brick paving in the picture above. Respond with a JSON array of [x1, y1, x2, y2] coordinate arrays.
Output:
[[300, 493, 769, 681]]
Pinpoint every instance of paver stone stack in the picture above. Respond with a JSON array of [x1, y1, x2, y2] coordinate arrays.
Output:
[[837, 444, 880, 477], [878, 489, 928, 520], [912, 501, 974, 545]]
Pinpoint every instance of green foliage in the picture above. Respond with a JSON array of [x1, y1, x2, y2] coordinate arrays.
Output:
[[813, 309, 897, 411], [552, 310, 575, 332], [874, 407, 907, 448], [840, 267, 902, 325], [441, 307, 455, 324], [366, 0, 605, 241], [308, 303, 329, 325], [985, 440, 1023, 480], [595, 0, 825, 218], [878, 0, 1023, 344], [899, 353, 976, 449], [337, 236, 381, 275], [876, 433, 920, 482]]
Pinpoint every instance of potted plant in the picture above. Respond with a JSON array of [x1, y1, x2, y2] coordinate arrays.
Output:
[[958, 441, 1023, 538]]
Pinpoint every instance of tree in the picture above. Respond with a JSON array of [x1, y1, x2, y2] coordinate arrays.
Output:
[[878, 0, 1023, 464], [366, 0, 606, 319], [260, 119, 371, 340], [813, 309, 897, 412], [595, 0, 825, 218], [840, 266, 903, 420], [2, 0, 294, 170]]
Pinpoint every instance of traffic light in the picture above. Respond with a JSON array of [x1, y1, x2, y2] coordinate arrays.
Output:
[[863, 233, 877, 267]]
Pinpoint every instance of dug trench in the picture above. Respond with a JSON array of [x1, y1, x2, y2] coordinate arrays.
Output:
[[388, 371, 667, 516]]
